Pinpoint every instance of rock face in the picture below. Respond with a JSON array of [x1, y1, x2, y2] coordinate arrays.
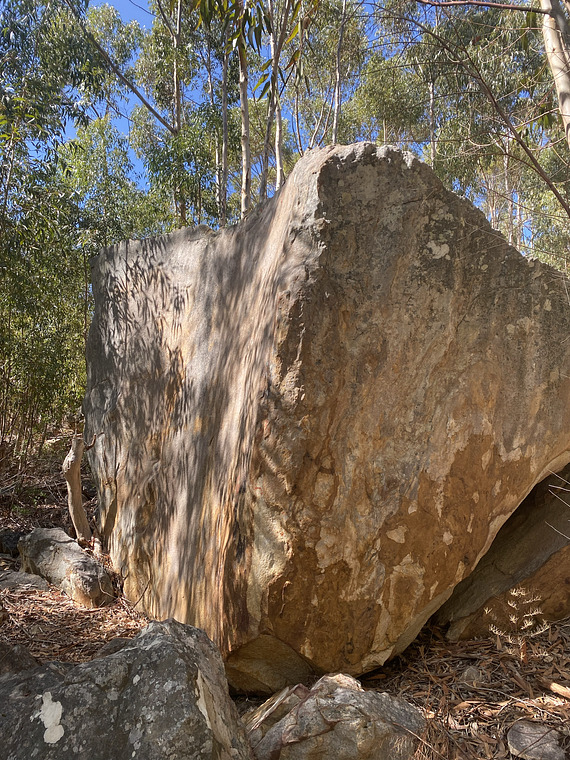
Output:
[[19, 528, 114, 607], [245, 673, 425, 760], [0, 619, 253, 760], [84, 143, 570, 692]]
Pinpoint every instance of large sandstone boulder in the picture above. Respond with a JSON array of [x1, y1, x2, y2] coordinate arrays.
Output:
[[0, 619, 253, 760], [84, 143, 570, 692]]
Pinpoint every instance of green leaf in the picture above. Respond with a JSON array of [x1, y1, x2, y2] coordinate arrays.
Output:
[[253, 72, 269, 92], [257, 79, 271, 100], [285, 48, 300, 70], [286, 22, 300, 46]]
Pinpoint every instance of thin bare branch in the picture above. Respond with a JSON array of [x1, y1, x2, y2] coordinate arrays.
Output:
[[415, 0, 549, 13], [61, 0, 176, 136]]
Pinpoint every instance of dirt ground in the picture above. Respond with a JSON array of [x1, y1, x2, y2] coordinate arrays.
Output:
[[1, 437, 569, 759]]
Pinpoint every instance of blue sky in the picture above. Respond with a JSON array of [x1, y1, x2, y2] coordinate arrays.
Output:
[[94, 0, 153, 27]]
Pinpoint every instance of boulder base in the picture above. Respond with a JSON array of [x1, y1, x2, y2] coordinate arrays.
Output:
[[84, 143, 570, 690]]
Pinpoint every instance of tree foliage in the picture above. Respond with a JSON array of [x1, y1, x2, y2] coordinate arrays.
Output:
[[3, 0, 570, 450]]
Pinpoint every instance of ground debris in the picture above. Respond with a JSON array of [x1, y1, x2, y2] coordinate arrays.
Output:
[[362, 625, 570, 760], [1, 442, 570, 759], [0, 583, 149, 662]]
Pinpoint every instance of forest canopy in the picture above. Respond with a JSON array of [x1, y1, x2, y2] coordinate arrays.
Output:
[[2, 0, 570, 456]]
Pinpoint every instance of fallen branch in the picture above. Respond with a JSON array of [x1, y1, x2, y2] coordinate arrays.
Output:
[[537, 676, 570, 699]]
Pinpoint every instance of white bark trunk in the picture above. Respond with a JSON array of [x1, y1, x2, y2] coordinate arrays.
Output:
[[239, 44, 251, 217], [541, 0, 570, 151], [332, 0, 348, 144], [275, 95, 284, 189], [221, 46, 229, 225], [429, 80, 436, 166], [63, 434, 91, 545]]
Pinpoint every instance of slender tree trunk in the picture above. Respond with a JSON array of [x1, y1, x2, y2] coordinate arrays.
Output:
[[293, 0, 305, 156], [541, 0, 570, 151], [429, 79, 436, 166], [173, 0, 182, 134], [503, 144, 514, 245], [221, 45, 229, 225], [275, 94, 285, 189], [63, 434, 92, 545], [259, 0, 292, 200], [239, 41, 251, 217], [332, 0, 348, 144], [259, 24, 277, 200], [294, 89, 304, 154], [173, 0, 186, 225], [205, 38, 223, 221]]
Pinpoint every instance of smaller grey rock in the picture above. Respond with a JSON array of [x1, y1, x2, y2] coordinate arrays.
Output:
[[459, 665, 485, 685], [244, 683, 310, 744], [0, 641, 39, 678], [507, 720, 565, 760], [0, 570, 50, 591], [247, 673, 425, 760], [18, 527, 113, 607], [92, 637, 132, 658]]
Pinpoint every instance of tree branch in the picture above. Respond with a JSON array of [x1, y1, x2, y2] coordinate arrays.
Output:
[[409, 8, 570, 219], [156, 0, 176, 36], [62, 0, 176, 135], [415, 0, 549, 13]]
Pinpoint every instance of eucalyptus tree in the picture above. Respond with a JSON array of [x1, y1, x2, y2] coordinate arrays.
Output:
[[0, 0, 99, 454], [61, 116, 172, 251], [281, 0, 370, 153], [341, 52, 428, 146], [366, 0, 570, 264]]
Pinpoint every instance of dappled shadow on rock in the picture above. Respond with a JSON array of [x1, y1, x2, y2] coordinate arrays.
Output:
[[85, 143, 570, 692], [84, 172, 320, 663]]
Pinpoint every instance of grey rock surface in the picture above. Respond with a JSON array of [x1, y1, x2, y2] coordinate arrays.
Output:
[[245, 673, 425, 760], [18, 527, 114, 608], [84, 143, 570, 691], [0, 641, 39, 678], [507, 720, 566, 760], [0, 569, 50, 591], [0, 619, 253, 760]]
